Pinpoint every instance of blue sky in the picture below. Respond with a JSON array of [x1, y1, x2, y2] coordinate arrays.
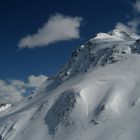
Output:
[[0, 0, 134, 78], [0, 0, 140, 97]]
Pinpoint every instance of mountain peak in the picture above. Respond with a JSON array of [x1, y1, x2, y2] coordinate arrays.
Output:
[[54, 30, 140, 82], [1, 31, 140, 140], [93, 29, 140, 41], [109, 29, 140, 40]]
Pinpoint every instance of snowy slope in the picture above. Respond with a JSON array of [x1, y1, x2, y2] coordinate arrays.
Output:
[[1, 30, 140, 140]]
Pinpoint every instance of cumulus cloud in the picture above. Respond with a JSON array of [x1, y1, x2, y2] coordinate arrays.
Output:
[[28, 75, 48, 88], [115, 1, 140, 34], [133, 0, 140, 13], [0, 75, 48, 104], [115, 19, 140, 34], [10, 80, 26, 93], [18, 14, 83, 49], [115, 22, 133, 33], [0, 80, 24, 104]]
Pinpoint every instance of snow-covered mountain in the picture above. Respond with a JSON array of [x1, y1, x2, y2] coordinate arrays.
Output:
[[1, 30, 140, 140]]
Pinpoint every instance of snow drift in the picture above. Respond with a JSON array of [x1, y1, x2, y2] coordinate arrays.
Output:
[[1, 30, 140, 140]]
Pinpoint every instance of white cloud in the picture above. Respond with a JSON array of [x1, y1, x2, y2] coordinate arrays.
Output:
[[115, 19, 140, 34], [0, 80, 24, 104], [18, 14, 83, 49], [10, 80, 26, 93], [115, 0, 140, 34], [115, 22, 133, 33], [133, 0, 140, 13], [0, 75, 48, 104], [28, 75, 48, 88]]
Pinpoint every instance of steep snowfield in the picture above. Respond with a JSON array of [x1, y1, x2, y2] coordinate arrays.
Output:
[[1, 30, 140, 140]]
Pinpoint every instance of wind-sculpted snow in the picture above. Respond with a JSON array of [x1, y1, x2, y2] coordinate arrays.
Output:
[[1, 30, 140, 140], [55, 30, 140, 82]]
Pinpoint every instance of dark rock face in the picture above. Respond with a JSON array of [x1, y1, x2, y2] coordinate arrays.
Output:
[[45, 89, 79, 135]]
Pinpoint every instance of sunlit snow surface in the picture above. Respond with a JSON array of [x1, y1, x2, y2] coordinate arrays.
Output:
[[1, 30, 140, 140]]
